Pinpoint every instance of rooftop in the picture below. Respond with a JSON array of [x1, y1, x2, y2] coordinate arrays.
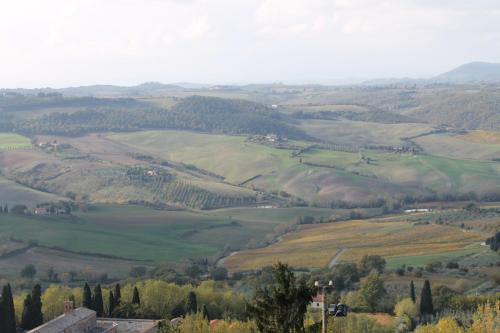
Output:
[[97, 318, 159, 333], [27, 308, 95, 333]]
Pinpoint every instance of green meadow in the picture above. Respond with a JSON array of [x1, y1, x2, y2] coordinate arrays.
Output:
[[0, 204, 343, 263], [0, 133, 31, 150]]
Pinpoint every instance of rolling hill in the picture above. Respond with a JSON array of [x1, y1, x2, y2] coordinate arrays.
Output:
[[434, 62, 500, 83]]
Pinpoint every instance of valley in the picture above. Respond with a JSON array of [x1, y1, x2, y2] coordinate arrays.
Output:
[[0, 82, 499, 302]]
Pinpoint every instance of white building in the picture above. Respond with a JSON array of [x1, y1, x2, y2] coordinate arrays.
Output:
[[310, 294, 324, 310]]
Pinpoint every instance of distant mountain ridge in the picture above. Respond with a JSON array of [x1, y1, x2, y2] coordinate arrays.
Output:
[[434, 62, 500, 83], [362, 62, 500, 86]]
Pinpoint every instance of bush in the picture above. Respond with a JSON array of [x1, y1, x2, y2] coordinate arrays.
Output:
[[210, 267, 228, 281], [445, 262, 459, 269], [20, 264, 37, 279], [359, 255, 386, 276], [11, 204, 28, 214], [425, 261, 442, 273], [329, 313, 394, 333], [395, 298, 418, 318]]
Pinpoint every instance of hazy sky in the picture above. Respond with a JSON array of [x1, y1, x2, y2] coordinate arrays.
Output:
[[1, 0, 500, 88]]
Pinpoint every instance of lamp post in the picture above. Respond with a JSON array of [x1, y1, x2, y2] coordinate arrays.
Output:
[[315, 280, 333, 333]]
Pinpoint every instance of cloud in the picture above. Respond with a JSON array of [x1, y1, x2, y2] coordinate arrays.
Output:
[[184, 16, 211, 39]]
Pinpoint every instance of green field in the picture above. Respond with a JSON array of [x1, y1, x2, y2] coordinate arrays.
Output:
[[0, 204, 344, 264], [109, 130, 299, 184], [0, 133, 31, 150]]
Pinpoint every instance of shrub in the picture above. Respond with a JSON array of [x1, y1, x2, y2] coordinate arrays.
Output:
[[395, 298, 418, 318], [425, 261, 442, 273], [129, 266, 147, 278], [20, 265, 37, 279]]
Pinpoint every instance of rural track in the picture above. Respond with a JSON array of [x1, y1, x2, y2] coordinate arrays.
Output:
[[328, 248, 347, 268]]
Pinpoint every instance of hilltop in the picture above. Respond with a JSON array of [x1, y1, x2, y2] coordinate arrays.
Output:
[[434, 62, 500, 83]]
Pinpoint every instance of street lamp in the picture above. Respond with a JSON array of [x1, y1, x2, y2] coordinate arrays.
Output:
[[315, 280, 333, 333]]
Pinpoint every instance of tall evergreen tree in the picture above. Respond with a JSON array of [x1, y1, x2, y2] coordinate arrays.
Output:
[[31, 284, 43, 327], [1, 284, 17, 333], [108, 291, 115, 317], [420, 280, 434, 315], [410, 280, 416, 303], [21, 294, 33, 330], [92, 285, 104, 317], [184, 291, 197, 314], [247, 262, 313, 333], [83, 283, 92, 309], [4, 205, 8, 214], [114, 283, 121, 307], [132, 287, 140, 306]]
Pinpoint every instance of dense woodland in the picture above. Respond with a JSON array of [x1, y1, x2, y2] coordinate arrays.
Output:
[[5, 96, 309, 139]]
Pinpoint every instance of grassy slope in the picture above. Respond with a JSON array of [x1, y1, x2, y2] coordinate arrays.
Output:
[[225, 217, 487, 272], [414, 132, 500, 160], [109, 130, 298, 184], [0, 133, 31, 150], [109, 130, 500, 204], [0, 176, 65, 208], [300, 148, 500, 194], [298, 120, 434, 146]]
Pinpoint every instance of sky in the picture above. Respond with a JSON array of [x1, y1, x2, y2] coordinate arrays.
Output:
[[1, 0, 500, 88]]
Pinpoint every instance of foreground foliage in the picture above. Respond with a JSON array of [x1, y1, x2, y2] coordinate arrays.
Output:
[[414, 301, 500, 333], [247, 262, 314, 333]]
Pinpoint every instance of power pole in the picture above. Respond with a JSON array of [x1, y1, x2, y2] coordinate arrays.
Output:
[[315, 280, 333, 333], [322, 286, 327, 333]]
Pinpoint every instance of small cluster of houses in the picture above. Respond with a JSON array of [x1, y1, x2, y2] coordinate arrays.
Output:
[[403, 208, 432, 213], [250, 133, 286, 143], [37, 141, 59, 151]]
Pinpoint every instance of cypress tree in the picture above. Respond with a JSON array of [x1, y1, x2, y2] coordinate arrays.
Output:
[[108, 291, 115, 317], [21, 294, 33, 330], [420, 280, 434, 315], [185, 291, 197, 314], [132, 287, 140, 305], [4, 205, 8, 214], [92, 284, 104, 317], [114, 283, 121, 307], [201, 304, 209, 320], [2, 284, 16, 333], [31, 284, 43, 327], [83, 283, 92, 309], [410, 280, 416, 303]]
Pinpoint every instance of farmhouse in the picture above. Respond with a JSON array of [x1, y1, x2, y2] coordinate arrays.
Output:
[[34, 207, 48, 215], [28, 301, 159, 333], [404, 208, 431, 213], [310, 294, 324, 310]]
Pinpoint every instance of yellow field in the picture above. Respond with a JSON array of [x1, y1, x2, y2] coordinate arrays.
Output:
[[459, 130, 500, 144], [224, 218, 484, 272]]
